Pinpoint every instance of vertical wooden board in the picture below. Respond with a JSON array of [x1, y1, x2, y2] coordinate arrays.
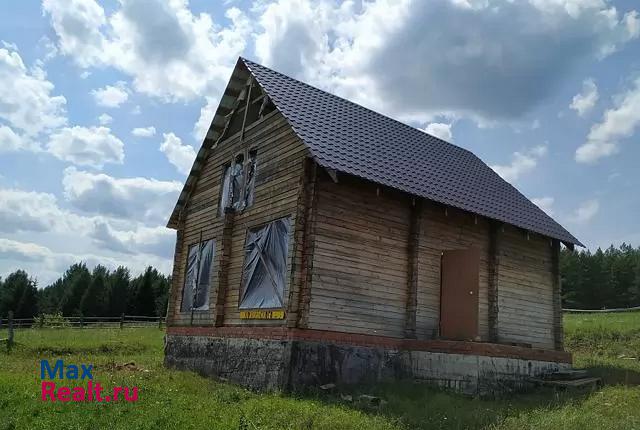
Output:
[[440, 248, 480, 340]]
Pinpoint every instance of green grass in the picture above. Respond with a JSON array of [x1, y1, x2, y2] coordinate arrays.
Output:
[[1, 313, 639, 429]]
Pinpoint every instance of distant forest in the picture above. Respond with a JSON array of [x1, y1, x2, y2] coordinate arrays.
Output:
[[561, 244, 640, 310], [0, 264, 170, 319], [2, 243, 640, 319]]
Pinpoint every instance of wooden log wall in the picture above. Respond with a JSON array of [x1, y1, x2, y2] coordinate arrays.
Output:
[[496, 227, 555, 349], [307, 176, 411, 338], [415, 204, 491, 341], [305, 175, 560, 349], [167, 111, 308, 327]]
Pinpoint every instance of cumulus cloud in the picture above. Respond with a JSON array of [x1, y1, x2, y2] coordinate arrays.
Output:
[[132, 126, 156, 137], [0, 188, 78, 233], [0, 238, 58, 264], [160, 132, 196, 175], [570, 78, 599, 116], [62, 167, 181, 223], [422, 122, 453, 141], [576, 77, 640, 163], [98, 113, 113, 125], [193, 96, 217, 142], [0, 237, 172, 286], [91, 81, 129, 107], [90, 220, 174, 258], [531, 196, 555, 217], [253, 0, 639, 123], [47, 126, 125, 168], [0, 125, 35, 153], [568, 199, 600, 224], [0, 46, 67, 136], [491, 144, 548, 183], [43, 0, 251, 102]]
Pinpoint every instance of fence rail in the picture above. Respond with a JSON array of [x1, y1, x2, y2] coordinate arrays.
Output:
[[0, 313, 165, 330], [563, 306, 640, 313]]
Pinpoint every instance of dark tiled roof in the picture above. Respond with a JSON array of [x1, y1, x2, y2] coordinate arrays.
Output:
[[241, 58, 581, 246]]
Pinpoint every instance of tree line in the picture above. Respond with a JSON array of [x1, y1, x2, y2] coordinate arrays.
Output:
[[0, 263, 170, 319], [561, 244, 640, 310]]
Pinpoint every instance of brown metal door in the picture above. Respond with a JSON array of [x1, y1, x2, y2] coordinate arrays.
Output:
[[440, 248, 480, 340]]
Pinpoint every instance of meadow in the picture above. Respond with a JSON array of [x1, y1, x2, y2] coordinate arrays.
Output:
[[1, 312, 639, 429]]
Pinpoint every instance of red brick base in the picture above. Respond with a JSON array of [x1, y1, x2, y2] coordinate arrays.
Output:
[[166, 326, 572, 364]]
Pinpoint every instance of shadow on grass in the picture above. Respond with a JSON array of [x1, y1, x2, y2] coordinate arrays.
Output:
[[582, 365, 640, 386], [289, 380, 594, 430]]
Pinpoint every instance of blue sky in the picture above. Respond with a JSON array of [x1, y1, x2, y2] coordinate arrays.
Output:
[[0, 0, 639, 285]]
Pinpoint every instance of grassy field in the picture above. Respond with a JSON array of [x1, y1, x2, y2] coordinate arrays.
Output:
[[1, 313, 639, 429]]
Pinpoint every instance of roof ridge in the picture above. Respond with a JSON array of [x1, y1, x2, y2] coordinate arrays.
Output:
[[240, 57, 475, 157]]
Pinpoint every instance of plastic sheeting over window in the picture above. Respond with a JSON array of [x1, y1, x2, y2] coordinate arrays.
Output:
[[218, 165, 232, 217], [219, 151, 258, 216], [239, 218, 290, 309], [180, 239, 215, 312]]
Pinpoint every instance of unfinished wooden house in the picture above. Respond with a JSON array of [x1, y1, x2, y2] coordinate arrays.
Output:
[[164, 57, 582, 395]]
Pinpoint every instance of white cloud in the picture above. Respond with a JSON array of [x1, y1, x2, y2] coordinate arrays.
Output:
[[576, 77, 640, 163], [568, 199, 599, 224], [90, 220, 174, 258], [62, 167, 182, 223], [132, 126, 156, 137], [42, 0, 108, 67], [0, 185, 174, 278], [491, 144, 548, 183], [0, 237, 172, 286], [0, 188, 79, 233], [98, 113, 113, 125], [0, 46, 67, 136], [91, 81, 129, 107], [0, 125, 35, 153], [253, 0, 639, 123], [159, 132, 196, 175], [570, 78, 599, 116], [43, 0, 251, 102], [531, 196, 555, 216], [193, 96, 217, 142], [47, 126, 125, 168], [422, 122, 453, 141]]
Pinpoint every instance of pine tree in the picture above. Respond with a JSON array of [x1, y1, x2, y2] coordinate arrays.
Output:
[[80, 265, 110, 317], [108, 266, 130, 316]]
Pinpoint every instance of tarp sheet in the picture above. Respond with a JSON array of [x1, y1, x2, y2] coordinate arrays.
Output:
[[181, 239, 214, 311], [239, 218, 290, 309]]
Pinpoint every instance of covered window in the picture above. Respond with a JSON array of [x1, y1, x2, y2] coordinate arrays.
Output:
[[219, 150, 258, 216], [231, 153, 245, 210], [218, 164, 232, 216], [181, 239, 215, 312], [239, 218, 290, 309]]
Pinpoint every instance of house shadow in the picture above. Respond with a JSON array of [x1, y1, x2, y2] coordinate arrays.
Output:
[[288, 379, 596, 430], [582, 365, 640, 386]]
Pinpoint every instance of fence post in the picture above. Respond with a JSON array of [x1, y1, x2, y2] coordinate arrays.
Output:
[[80, 316, 84, 328], [120, 313, 125, 329], [7, 311, 14, 352]]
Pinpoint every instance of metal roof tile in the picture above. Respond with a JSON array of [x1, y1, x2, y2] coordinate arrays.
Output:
[[241, 57, 581, 246]]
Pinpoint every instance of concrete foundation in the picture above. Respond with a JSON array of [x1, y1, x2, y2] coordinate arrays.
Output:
[[164, 334, 570, 395]]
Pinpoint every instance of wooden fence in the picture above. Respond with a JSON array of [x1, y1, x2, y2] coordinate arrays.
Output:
[[0, 313, 165, 329], [563, 306, 640, 313]]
